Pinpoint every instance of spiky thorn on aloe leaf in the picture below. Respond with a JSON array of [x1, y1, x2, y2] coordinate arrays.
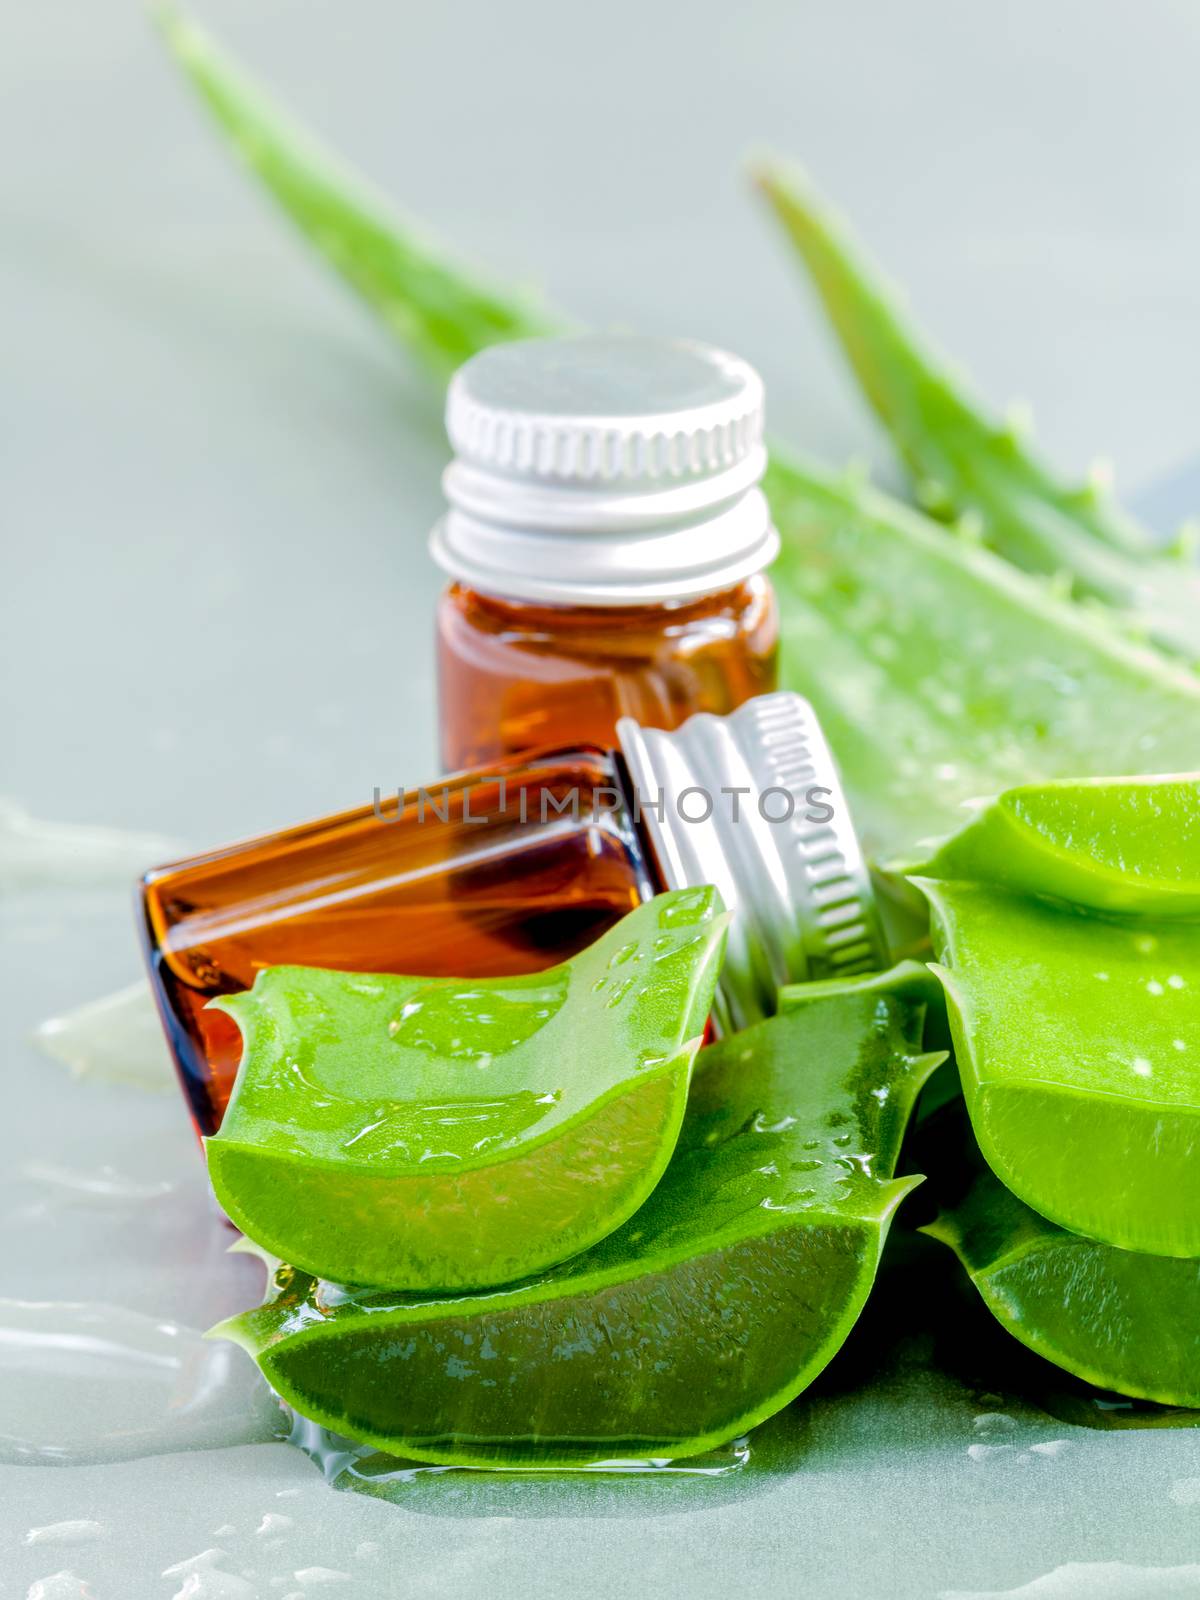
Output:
[[152, 2, 565, 381], [754, 160, 1200, 667]]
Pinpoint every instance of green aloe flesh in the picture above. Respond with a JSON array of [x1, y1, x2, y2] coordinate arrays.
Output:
[[925, 1138, 1200, 1408], [154, 4, 562, 379], [909, 774, 1200, 914], [206, 889, 728, 1291], [213, 964, 943, 1465], [912, 777, 1200, 1256], [757, 161, 1200, 663], [150, 13, 1200, 1434]]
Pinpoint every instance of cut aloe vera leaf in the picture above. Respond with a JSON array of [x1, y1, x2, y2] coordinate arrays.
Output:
[[756, 161, 1200, 662], [213, 966, 943, 1466], [912, 778, 1200, 1256], [767, 452, 1200, 857], [154, 5, 562, 378], [924, 1138, 1200, 1408], [205, 888, 728, 1291], [910, 774, 1200, 915]]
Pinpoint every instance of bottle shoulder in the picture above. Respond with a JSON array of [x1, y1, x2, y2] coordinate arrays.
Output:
[[439, 575, 777, 640]]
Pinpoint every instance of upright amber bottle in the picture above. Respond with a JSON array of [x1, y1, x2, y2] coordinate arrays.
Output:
[[140, 695, 884, 1138], [430, 336, 780, 770]]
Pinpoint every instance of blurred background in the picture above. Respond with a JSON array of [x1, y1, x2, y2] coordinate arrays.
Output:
[[4, 0, 1199, 844], [4, 7, 1200, 1591]]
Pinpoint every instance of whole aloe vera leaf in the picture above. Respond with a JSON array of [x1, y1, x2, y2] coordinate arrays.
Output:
[[756, 162, 1200, 663], [212, 965, 942, 1466], [153, 4, 563, 378], [152, 16, 1200, 859], [767, 452, 1200, 858], [911, 777, 1200, 1257], [206, 888, 728, 1291], [924, 1137, 1200, 1408]]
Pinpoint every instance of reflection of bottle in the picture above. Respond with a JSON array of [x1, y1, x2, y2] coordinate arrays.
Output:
[[431, 336, 780, 770], [140, 694, 885, 1138]]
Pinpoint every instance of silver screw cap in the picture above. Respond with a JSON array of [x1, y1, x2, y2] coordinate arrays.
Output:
[[618, 692, 888, 1035], [431, 335, 778, 606]]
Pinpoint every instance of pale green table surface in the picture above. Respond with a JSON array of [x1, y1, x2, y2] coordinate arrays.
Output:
[[4, 2, 1200, 1595]]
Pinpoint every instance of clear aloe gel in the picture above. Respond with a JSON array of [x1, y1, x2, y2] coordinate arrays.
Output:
[[0, 1299, 285, 1465], [909, 775, 1200, 1256], [205, 890, 729, 1291], [212, 965, 942, 1466]]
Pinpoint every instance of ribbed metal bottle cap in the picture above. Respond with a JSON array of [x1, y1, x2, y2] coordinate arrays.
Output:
[[431, 335, 778, 606], [618, 692, 888, 1035]]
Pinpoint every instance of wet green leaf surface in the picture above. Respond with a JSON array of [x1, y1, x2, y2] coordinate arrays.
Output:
[[767, 457, 1200, 857], [213, 965, 942, 1465], [206, 889, 727, 1290], [912, 778, 1200, 1255], [925, 1133, 1200, 1408]]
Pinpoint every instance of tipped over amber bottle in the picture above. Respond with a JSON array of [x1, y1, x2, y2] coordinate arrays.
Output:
[[430, 336, 780, 770], [140, 695, 884, 1138]]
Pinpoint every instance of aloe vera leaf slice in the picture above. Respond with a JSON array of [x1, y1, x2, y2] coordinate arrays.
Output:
[[205, 888, 728, 1291], [909, 774, 1200, 914], [755, 161, 1200, 662], [212, 966, 943, 1466], [767, 452, 1200, 858], [153, 4, 563, 378], [924, 1141, 1200, 1408], [912, 779, 1200, 1255]]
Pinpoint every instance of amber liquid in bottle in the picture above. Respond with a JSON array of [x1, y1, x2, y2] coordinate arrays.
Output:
[[140, 751, 653, 1137], [436, 576, 779, 771]]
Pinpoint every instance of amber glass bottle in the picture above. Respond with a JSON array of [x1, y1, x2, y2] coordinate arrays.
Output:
[[141, 750, 648, 1136], [430, 335, 780, 770], [141, 695, 883, 1139], [437, 577, 778, 770]]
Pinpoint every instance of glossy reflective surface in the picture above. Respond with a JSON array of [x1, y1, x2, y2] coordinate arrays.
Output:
[[12, 1, 1200, 1587], [206, 889, 727, 1288], [215, 963, 941, 1466], [437, 579, 779, 771], [768, 458, 1200, 861], [924, 1122, 1200, 1408], [913, 778, 1200, 1256], [12, 834, 1200, 1600], [140, 750, 652, 1136], [0, 1299, 287, 1466]]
